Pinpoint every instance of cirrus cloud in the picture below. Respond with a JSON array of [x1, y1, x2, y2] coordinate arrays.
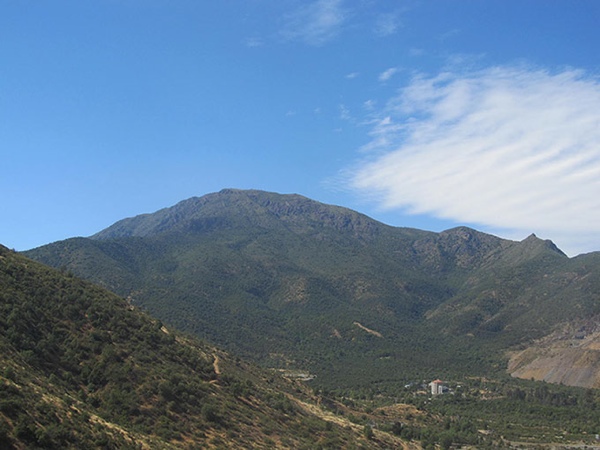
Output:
[[378, 67, 399, 82], [281, 0, 346, 46], [374, 12, 401, 37], [350, 65, 600, 255]]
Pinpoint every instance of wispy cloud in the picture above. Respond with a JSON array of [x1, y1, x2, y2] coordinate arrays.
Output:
[[346, 72, 359, 79], [378, 67, 399, 82], [350, 65, 600, 255], [409, 48, 425, 57], [374, 12, 401, 37], [363, 99, 376, 111], [244, 37, 264, 48], [439, 28, 460, 41], [339, 103, 351, 121], [281, 0, 346, 46]]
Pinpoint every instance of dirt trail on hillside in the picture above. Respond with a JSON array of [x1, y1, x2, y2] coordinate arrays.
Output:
[[212, 354, 221, 375], [353, 321, 383, 338], [287, 395, 419, 449]]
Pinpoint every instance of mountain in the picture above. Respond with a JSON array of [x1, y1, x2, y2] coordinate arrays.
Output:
[[25, 189, 600, 389], [1, 244, 421, 449]]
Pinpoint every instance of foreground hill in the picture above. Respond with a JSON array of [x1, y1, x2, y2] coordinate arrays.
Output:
[[1, 244, 414, 449], [6, 244, 600, 448], [25, 189, 600, 389]]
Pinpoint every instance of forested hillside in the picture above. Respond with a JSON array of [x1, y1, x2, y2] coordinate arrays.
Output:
[[25, 189, 600, 391], [0, 244, 413, 449], [6, 186, 600, 448]]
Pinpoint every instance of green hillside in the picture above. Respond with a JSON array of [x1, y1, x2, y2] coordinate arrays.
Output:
[[6, 186, 600, 448], [25, 189, 600, 391], [1, 244, 414, 449]]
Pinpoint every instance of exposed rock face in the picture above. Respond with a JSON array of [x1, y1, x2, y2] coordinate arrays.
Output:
[[508, 320, 600, 388]]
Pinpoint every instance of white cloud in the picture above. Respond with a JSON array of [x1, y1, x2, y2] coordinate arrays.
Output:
[[350, 65, 600, 255], [281, 0, 346, 46], [363, 99, 376, 110], [244, 37, 264, 48], [374, 12, 401, 37], [339, 104, 351, 121], [378, 67, 399, 82], [439, 28, 460, 41], [346, 72, 359, 79]]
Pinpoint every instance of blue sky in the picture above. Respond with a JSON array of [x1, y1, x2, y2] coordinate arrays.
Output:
[[2, 1, 600, 256]]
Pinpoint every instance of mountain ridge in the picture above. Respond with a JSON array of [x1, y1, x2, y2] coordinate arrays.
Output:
[[24, 189, 600, 390], [91, 189, 396, 241]]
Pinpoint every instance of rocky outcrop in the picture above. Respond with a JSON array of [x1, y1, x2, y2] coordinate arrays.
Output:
[[508, 320, 600, 388]]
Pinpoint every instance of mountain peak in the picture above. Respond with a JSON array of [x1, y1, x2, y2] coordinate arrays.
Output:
[[520, 233, 566, 257], [90, 189, 388, 241], [24, 189, 600, 394]]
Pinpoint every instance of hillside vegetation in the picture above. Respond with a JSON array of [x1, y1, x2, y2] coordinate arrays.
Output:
[[1, 244, 414, 449], [25, 189, 600, 391], [7, 185, 600, 448], [3, 252, 600, 450]]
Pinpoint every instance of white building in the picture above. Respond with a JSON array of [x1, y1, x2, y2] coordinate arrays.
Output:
[[429, 379, 444, 395]]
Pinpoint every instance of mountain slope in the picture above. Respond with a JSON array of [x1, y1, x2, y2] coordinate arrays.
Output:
[[25, 189, 600, 389], [1, 244, 416, 449]]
